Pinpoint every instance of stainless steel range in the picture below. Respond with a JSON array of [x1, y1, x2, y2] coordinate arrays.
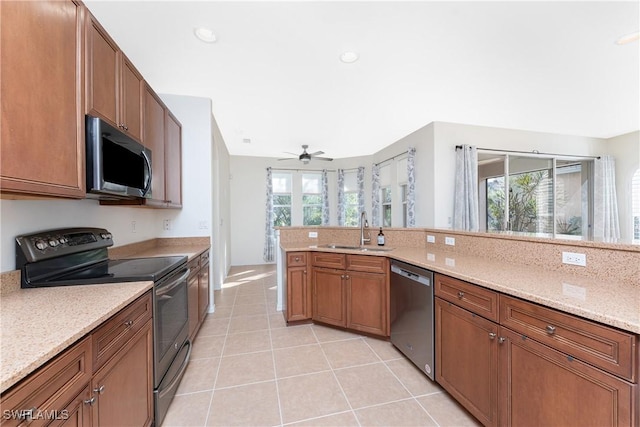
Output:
[[15, 227, 191, 426]]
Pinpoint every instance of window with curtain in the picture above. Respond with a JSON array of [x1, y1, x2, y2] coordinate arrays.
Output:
[[397, 156, 409, 227], [343, 171, 359, 226], [381, 187, 392, 227], [273, 172, 292, 226], [632, 168, 640, 241], [302, 173, 322, 225], [400, 184, 408, 227], [480, 154, 593, 238]]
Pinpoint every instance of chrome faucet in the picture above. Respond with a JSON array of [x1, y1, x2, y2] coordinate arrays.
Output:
[[360, 211, 371, 246]]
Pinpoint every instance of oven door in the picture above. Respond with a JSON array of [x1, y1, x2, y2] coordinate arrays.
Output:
[[153, 266, 190, 386]]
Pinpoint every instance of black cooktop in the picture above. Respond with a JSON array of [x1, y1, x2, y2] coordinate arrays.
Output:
[[16, 227, 188, 288]]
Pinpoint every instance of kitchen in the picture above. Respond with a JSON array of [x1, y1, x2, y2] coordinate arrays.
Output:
[[1, 1, 639, 426]]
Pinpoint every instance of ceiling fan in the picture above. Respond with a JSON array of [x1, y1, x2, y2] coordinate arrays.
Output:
[[278, 145, 333, 164]]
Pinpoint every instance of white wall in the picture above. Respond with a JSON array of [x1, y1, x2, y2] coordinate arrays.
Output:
[[606, 131, 640, 241], [211, 114, 232, 290]]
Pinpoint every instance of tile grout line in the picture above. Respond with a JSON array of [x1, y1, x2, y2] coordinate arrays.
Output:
[[310, 327, 362, 427]]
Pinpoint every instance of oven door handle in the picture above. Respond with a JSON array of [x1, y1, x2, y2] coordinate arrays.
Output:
[[156, 268, 190, 297]]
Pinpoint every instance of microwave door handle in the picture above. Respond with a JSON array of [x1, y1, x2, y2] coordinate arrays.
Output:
[[142, 150, 152, 196]]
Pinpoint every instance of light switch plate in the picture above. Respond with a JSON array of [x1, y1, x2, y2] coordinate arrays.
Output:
[[445, 236, 455, 246], [308, 231, 318, 238], [427, 235, 435, 243]]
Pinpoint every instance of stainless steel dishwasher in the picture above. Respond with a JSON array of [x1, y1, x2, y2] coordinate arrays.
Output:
[[390, 260, 435, 380]]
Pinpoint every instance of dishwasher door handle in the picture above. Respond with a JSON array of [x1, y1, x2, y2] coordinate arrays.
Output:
[[391, 264, 431, 286]]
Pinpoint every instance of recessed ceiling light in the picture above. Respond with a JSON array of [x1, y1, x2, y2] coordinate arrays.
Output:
[[615, 31, 639, 45], [194, 27, 217, 43], [339, 51, 359, 63]]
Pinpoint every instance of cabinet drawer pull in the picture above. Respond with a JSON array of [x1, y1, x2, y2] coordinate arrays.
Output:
[[93, 385, 105, 394], [83, 397, 96, 406], [124, 320, 134, 328], [488, 332, 496, 340], [545, 325, 556, 335], [457, 291, 464, 299], [294, 257, 300, 261]]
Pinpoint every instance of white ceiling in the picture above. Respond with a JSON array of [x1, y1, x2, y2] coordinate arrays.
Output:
[[84, 1, 639, 160]]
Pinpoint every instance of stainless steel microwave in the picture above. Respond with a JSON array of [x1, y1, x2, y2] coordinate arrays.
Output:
[[86, 115, 152, 199]]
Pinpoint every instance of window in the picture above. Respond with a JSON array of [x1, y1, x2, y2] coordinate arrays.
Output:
[[272, 173, 291, 226], [400, 184, 408, 227], [302, 173, 322, 226], [343, 171, 359, 226], [481, 154, 592, 238], [382, 187, 392, 227], [633, 169, 640, 241]]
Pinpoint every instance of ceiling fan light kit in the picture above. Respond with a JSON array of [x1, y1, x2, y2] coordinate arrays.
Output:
[[278, 145, 334, 163]]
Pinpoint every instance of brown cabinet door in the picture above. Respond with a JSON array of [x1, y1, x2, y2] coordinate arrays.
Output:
[[51, 385, 93, 427], [199, 261, 210, 322], [287, 265, 310, 322], [0, 0, 85, 198], [165, 110, 182, 208], [346, 271, 388, 336], [86, 14, 118, 126], [91, 320, 153, 427], [188, 272, 199, 340], [435, 297, 499, 427], [143, 85, 166, 204], [120, 56, 143, 141], [312, 268, 346, 328], [499, 326, 636, 427]]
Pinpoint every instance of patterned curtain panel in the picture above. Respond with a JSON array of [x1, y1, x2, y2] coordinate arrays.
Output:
[[263, 167, 275, 262], [322, 169, 330, 225], [453, 145, 479, 231], [407, 147, 416, 227], [357, 166, 365, 217], [593, 155, 620, 241], [371, 163, 381, 227], [337, 169, 345, 226]]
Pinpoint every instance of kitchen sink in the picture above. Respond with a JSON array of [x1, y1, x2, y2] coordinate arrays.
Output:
[[319, 244, 393, 252]]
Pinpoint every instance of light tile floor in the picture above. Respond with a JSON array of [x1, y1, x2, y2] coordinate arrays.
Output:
[[162, 264, 480, 427]]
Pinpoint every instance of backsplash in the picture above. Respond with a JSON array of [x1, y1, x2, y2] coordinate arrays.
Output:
[[277, 227, 639, 286]]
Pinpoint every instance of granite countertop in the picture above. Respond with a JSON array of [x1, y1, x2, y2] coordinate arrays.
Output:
[[0, 239, 211, 394], [0, 281, 152, 393], [281, 242, 640, 334]]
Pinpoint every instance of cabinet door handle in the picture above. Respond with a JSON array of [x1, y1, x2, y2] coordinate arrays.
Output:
[[498, 337, 506, 344], [294, 257, 300, 262], [345, 275, 350, 280], [545, 325, 556, 335], [303, 270, 307, 275], [83, 397, 96, 406], [457, 291, 464, 299], [93, 385, 105, 394], [124, 320, 134, 328], [488, 332, 496, 340]]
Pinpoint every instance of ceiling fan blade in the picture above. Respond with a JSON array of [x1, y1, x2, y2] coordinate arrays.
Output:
[[277, 157, 296, 161], [309, 151, 324, 156], [314, 157, 334, 161]]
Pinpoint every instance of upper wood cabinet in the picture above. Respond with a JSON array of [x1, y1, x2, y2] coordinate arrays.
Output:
[[0, 0, 85, 198], [143, 84, 166, 206], [165, 110, 183, 208], [86, 13, 143, 142]]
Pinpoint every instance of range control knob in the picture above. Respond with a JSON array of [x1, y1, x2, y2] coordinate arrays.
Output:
[[58, 237, 68, 244], [100, 233, 112, 240], [48, 239, 60, 247], [35, 240, 48, 251]]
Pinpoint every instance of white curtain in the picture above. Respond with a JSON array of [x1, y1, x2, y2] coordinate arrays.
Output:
[[407, 147, 416, 227], [593, 155, 620, 241], [453, 145, 479, 231], [337, 169, 345, 226], [357, 166, 365, 216], [263, 167, 275, 262], [372, 164, 381, 226], [321, 169, 329, 226]]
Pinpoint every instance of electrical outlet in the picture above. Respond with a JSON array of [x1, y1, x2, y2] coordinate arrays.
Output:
[[308, 231, 318, 238], [131, 221, 137, 233], [198, 221, 208, 230], [445, 236, 455, 246], [445, 257, 456, 267], [427, 235, 435, 243], [427, 253, 436, 261], [163, 219, 171, 231], [562, 251, 586, 267]]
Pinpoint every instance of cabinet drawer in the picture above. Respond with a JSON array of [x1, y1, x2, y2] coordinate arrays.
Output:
[[188, 257, 200, 277], [346, 254, 387, 274], [311, 252, 345, 269], [0, 337, 92, 427], [500, 295, 638, 382], [92, 291, 152, 372], [287, 252, 307, 267], [435, 274, 499, 322]]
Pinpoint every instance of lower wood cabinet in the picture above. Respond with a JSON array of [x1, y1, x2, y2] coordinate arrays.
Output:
[[434, 273, 638, 427], [188, 251, 211, 340], [311, 253, 389, 337], [285, 252, 312, 323], [0, 292, 154, 427]]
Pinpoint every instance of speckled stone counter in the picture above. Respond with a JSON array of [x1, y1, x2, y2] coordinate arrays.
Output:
[[0, 281, 152, 393], [280, 242, 640, 334]]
